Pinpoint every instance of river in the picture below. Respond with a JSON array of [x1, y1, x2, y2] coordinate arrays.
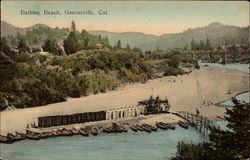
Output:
[[1, 63, 249, 160]]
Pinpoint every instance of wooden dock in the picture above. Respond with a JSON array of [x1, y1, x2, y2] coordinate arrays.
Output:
[[173, 111, 221, 139]]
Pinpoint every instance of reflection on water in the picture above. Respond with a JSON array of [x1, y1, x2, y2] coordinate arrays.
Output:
[[1, 125, 205, 160]]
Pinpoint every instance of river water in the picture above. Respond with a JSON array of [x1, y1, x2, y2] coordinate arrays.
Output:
[[1, 63, 249, 160], [1, 126, 205, 160]]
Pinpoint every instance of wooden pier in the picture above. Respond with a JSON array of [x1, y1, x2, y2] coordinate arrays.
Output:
[[173, 111, 221, 139]]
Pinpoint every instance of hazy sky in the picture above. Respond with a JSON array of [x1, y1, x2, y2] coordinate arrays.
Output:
[[1, 1, 249, 35]]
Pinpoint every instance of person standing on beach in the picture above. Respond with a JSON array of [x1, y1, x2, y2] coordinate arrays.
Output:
[[196, 108, 200, 115]]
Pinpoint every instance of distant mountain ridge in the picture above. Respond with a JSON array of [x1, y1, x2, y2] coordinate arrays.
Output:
[[1, 21, 249, 51]]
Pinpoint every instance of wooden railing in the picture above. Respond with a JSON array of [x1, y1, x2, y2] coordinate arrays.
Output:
[[173, 111, 221, 139]]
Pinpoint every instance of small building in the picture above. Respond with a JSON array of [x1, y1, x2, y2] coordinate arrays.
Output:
[[105, 106, 143, 121], [38, 111, 106, 128]]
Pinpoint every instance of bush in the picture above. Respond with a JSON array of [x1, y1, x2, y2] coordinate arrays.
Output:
[[164, 67, 184, 76]]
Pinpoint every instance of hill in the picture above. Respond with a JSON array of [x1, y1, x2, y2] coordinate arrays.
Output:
[[1, 21, 249, 51], [90, 22, 249, 51], [1, 21, 27, 36]]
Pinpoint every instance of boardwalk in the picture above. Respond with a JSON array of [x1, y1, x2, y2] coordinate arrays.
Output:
[[173, 111, 221, 139]]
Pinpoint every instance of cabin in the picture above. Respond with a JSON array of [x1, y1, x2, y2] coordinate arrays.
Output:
[[138, 96, 170, 115], [105, 106, 143, 121], [37, 97, 168, 128], [38, 111, 106, 128]]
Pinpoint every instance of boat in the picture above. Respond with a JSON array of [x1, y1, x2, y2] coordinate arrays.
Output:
[[38, 132, 46, 139], [15, 132, 26, 141], [142, 126, 151, 133], [79, 128, 89, 137], [51, 130, 59, 136], [46, 132, 53, 137], [178, 121, 189, 129], [0, 135, 14, 144], [25, 130, 40, 140], [103, 126, 113, 133], [71, 128, 79, 135], [165, 123, 175, 130], [141, 125, 151, 133], [63, 128, 73, 136], [155, 122, 168, 130], [142, 123, 157, 132], [91, 126, 98, 136], [136, 124, 144, 131], [103, 123, 127, 133], [151, 126, 157, 131], [111, 123, 122, 133], [57, 129, 63, 136], [7, 133, 16, 142], [130, 125, 138, 132], [115, 124, 127, 133], [26, 133, 40, 140], [119, 125, 127, 132], [57, 128, 72, 136]]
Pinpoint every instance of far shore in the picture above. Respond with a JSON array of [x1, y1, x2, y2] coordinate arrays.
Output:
[[0, 66, 249, 135]]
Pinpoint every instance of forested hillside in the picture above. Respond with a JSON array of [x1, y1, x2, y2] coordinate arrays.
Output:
[[2, 21, 248, 51], [0, 21, 198, 111]]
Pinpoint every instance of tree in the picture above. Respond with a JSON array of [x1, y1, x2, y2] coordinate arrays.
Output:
[[198, 40, 205, 50], [205, 38, 213, 51], [71, 20, 76, 32], [115, 40, 121, 49], [172, 99, 250, 160], [223, 98, 249, 158], [84, 37, 89, 49], [42, 38, 62, 55], [63, 31, 78, 54], [17, 38, 30, 53], [191, 38, 196, 50], [0, 37, 11, 55], [126, 43, 131, 50]]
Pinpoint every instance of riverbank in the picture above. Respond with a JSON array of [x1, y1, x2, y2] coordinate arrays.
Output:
[[0, 66, 249, 135]]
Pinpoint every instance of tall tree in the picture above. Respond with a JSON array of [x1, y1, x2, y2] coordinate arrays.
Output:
[[71, 20, 76, 32], [126, 43, 131, 50], [63, 32, 78, 54], [191, 38, 196, 50], [115, 40, 121, 49], [205, 38, 213, 51], [84, 37, 89, 49]]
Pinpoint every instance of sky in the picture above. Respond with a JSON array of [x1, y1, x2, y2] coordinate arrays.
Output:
[[1, 1, 249, 35]]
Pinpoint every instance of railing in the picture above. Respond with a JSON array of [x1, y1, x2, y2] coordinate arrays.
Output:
[[174, 111, 221, 139]]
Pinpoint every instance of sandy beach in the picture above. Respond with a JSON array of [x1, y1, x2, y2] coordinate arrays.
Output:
[[0, 66, 249, 135]]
